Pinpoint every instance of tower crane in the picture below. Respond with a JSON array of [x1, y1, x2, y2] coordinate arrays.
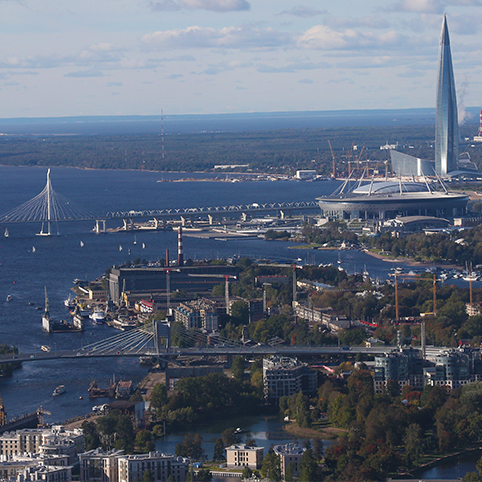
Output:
[[327, 140, 336, 179], [188, 273, 237, 314], [257, 263, 300, 306], [389, 272, 438, 360]]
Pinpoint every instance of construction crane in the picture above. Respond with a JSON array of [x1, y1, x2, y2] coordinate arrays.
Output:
[[389, 272, 437, 360], [162, 268, 180, 311], [328, 140, 336, 178], [389, 272, 437, 322], [356, 146, 365, 176], [188, 273, 237, 314], [257, 263, 299, 306], [347, 141, 354, 177], [37, 406, 51, 427]]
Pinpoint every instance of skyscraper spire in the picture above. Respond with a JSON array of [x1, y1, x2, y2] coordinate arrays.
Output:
[[435, 13, 459, 176]]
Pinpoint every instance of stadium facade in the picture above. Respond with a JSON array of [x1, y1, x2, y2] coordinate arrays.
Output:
[[317, 180, 469, 221]]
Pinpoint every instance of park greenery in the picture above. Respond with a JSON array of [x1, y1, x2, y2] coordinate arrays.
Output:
[[302, 222, 482, 266]]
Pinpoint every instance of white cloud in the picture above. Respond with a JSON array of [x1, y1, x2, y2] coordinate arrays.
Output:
[[392, 0, 482, 13], [148, 0, 250, 12], [297, 25, 403, 50], [64, 68, 104, 77], [277, 6, 327, 17], [141, 25, 292, 50], [324, 16, 391, 30]]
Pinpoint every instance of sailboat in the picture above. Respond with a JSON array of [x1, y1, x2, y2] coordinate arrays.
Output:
[[32, 246, 36, 253], [142, 243, 146, 249], [133, 236, 137, 245], [80, 241, 84, 248], [4, 228, 9, 238], [119, 245, 123, 252]]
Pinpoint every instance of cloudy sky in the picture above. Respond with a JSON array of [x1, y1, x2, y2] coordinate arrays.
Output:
[[0, 0, 481, 118]]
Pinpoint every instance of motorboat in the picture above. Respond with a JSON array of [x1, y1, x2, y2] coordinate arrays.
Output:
[[41, 345, 51, 353], [89, 308, 105, 324], [52, 385, 66, 396], [6, 295, 12, 302]]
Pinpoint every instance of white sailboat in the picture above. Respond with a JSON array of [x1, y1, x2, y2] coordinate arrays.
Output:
[[80, 241, 84, 248], [4, 228, 9, 238], [142, 243, 146, 249], [119, 245, 123, 252], [32, 246, 36, 253], [133, 236, 137, 245]]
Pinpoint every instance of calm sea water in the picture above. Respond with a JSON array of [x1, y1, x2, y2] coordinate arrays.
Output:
[[0, 166, 472, 478]]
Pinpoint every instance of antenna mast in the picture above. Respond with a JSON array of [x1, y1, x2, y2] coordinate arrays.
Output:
[[161, 109, 165, 160]]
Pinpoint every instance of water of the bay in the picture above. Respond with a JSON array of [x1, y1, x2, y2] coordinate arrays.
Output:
[[0, 166, 474, 479]]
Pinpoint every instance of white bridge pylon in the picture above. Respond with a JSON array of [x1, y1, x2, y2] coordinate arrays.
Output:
[[0, 169, 94, 235]]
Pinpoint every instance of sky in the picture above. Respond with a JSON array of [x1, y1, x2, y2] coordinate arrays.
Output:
[[0, 0, 481, 119]]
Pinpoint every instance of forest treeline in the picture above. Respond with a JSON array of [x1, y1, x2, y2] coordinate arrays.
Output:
[[0, 122, 480, 174]]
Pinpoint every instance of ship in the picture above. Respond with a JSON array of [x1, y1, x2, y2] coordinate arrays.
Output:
[[52, 385, 66, 396], [88, 379, 116, 398], [42, 287, 82, 333], [89, 307, 105, 324]]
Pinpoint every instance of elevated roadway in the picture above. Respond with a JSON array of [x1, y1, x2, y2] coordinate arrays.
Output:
[[0, 345, 445, 365]]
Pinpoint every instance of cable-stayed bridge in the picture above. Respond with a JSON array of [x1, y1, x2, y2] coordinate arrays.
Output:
[[0, 170, 319, 234], [0, 321, 443, 365]]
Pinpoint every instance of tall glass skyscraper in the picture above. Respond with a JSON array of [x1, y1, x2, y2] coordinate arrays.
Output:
[[435, 14, 459, 176]]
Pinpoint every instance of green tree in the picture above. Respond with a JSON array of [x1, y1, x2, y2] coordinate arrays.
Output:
[[285, 463, 295, 482], [135, 430, 155, 453], [222, 428, 242, 447], [261, 450, 281, 482], [231, 356, 245, 380], [175, 434, 204, 461], [81, 421, 100, 451], [241, 467, 253, 479], [230, 300, 249, 326], [150, 383, 168, 412], [299, 448, 317, 482], [404, 423, 423, 467], [213, 438, 226, 461]]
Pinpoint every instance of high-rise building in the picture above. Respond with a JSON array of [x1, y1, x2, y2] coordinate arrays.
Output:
[[435, 14, 459, 176]]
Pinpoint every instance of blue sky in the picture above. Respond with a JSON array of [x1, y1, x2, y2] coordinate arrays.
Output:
[[0, 0, 481, 118]]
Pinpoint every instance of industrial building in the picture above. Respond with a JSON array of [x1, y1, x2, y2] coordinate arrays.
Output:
[[108, 265, 238, 304], [262, 356, 317, 403]]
